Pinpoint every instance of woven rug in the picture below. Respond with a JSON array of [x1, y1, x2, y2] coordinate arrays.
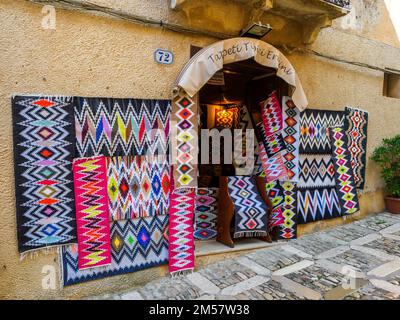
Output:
[[74, 98, 171, 157], [344, 107, 369, 190], [60, 215, 169, 286], [256, 120, 286, 156], [106, 156, 170, 220], [260, 91, 282, 136], [281, 96, 300, 182], [169, 188, 195, 275], [228, 176, 268, 238], [330, 127, 360, 215], [234, 105, 261, 176], [172, 92, 198, 189], [258, 143, 288, 182], [194, 188, 218, 240], [265, 180, 284, 230], [300, 109, 344, 154], [280, 181, 298, 239], [73, 156, 111, 270], [12, 96, 76, 254], [298, 154, 336, 189], [297, 187, 342, 224]]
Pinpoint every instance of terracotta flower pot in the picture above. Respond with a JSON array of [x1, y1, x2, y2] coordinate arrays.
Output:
[[385, 197, 400, 214]]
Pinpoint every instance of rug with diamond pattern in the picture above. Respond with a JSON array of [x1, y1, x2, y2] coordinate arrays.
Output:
[[194, 188, 218, 240], [73, 156, 111, 270], [228, 176, 268, 238], [12, 95, 77, 253], [106, 155, 170, 220], [344, 107, 368, 190], [60, 215, 169, 286], [74, 98, 171, 157]]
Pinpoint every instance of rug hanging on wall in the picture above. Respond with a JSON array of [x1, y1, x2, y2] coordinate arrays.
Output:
[[260, 91, 283, 136], [344, 107, 369, 190], [281, 96, 300, 182], [12, 95, 77, 254], [106, 155, 170, 220], [330, 126, 360, 215], [194, 188, 218, 240], [60, 215, 169, 286], [300, 109, 344, 154], [228, 176, 268, 238], [234, 105, 261, 176], [265, 180, 285, 231], [73, 156, 111, 270], [258, 143, 288, 182], [172, 92, 198, 189], [298, 154, 336, 189], [279, 181, 298, 239], [169, 188, 196, 275], [74, 98, 171, 157], [297, 187, 342, 224]]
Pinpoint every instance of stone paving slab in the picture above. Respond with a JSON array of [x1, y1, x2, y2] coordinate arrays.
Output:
[[89, 213, 400, 300], [325, 248, 388, 274], [198, 260, 258, 290], [353, 215, 400, 232], [363, 237, 400, 257], [324, 224, 376, 242]]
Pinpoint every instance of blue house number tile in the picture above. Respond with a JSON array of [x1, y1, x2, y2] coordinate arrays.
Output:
[[154, 49, 174, 65]]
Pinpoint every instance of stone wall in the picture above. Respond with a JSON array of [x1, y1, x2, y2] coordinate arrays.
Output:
[[0, 0, 400, 299]]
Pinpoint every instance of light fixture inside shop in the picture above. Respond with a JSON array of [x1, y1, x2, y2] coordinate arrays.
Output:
[[240, 22, 273, 39]]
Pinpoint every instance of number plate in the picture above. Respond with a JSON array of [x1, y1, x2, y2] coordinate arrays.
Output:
[[154, 49, 174, 65]]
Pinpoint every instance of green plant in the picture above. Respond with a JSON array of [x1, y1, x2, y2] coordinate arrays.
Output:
[[371, 135, 400, 198]]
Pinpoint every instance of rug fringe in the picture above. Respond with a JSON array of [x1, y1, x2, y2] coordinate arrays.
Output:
[[346, 105, 369, 114], [58, 246, 64, 289], [19, 244, 72, 261], [170, 268, 194, 278], [11, 93, 73, 103], [233, 231, 268, 239]]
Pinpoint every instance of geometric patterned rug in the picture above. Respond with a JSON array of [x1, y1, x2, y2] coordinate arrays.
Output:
[[300, 109, 344, 154], [12, 95, 77, 254], [194, 188, 218, 240], [172, 92, 198, 189], [74, 98, 171, 157], [281, 96, 300, 182], [228, 176, 269, 238], [298, 154, 336, 189], [260, 91, 283, 136], [60, 215, 169, 286], [265, 180, 285, 231], [72, 156, 111, 270], [106, 155, 170, 220], [258, 143, 288, 182], [344, 107, 368, 190], [330, 126, 360, 216], [297, 187, 342, 224], [168, 188, 195, 275], [279, 181, 298, 239], [297, 108, 349, 224]]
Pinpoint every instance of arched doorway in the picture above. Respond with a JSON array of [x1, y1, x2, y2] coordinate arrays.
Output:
[[172, 37, 308, 190]]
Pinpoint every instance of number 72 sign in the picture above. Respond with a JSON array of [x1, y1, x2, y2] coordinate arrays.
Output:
[[154, 49, 174, 65]]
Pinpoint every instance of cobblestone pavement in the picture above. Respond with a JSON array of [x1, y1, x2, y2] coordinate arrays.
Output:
[[93, 213, 400, 300]]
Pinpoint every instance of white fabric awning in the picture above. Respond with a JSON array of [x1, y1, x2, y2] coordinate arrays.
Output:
[[175, 37, 308, 111]]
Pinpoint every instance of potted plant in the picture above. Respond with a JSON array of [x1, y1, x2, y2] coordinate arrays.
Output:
[[371, 135, 400, 214]]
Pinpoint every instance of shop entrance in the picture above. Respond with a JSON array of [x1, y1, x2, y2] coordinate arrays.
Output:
[[195, 56, 290, 255], [173, 37, 308, 255]]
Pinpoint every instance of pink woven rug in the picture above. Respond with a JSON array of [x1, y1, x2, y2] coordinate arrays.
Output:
[[168, 187, 195, 275], [73, 156, 111, 270]]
